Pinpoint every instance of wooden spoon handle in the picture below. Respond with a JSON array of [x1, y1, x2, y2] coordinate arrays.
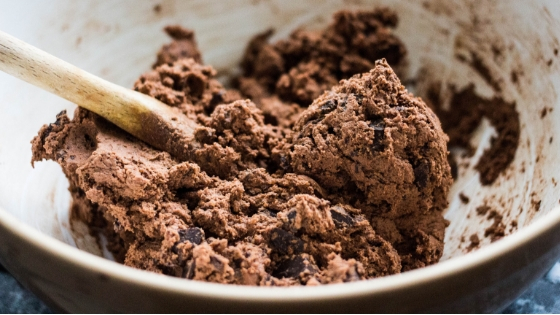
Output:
[[0, 30, 198, 161]]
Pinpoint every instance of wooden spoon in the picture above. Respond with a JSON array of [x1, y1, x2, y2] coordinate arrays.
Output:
[[0, 30, 199, 161]]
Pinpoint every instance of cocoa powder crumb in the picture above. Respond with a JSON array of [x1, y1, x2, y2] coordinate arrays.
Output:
[[459, 192, 470, 204], [484, 210, 506, 242], [476, 205, 491, 216], [467, 234, 480, 251], [510, 71, 518, 84], [532, 199, 542, 212]]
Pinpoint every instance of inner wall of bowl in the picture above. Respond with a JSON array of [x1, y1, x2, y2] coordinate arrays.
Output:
[[0, 0, 559, 261]]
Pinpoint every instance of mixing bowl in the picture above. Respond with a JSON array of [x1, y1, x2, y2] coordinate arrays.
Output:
[[1, 0, 560, 312]]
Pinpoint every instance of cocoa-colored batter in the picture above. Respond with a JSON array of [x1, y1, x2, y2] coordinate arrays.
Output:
[[31, 9, 451, 285]]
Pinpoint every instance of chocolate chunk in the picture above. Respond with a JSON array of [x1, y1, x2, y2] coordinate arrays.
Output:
[[344, 267, 361, 282], [194, 127, 216, 143], [183, 261, 196, 279], [41, 124, 54, 143], [413, 161, 430, 188], [273, 254, 318, 279], [39, 110, 68, 143], [278, 154, 290, 171], [330, 206, 355, 227], [210, 255, 224, 270], [209, 90, 225, 107], [287, 210, 297, 221], [159, 264, 179, 276], [353, 93, 364, 104], [269, 228, 304, 255], [369, 117, 385, 151], [178, 227, 204, 245], [259, 209, 277, 218], [320, 100, 337, 114]]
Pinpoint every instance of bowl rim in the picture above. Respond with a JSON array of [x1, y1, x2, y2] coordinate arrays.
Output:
[[0, 202, 559, 302]]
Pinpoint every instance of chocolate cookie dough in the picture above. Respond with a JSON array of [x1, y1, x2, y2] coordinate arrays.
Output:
[[236, 7, 407, 131], [283, 60, 451, 270], [31, 8, 451, 285]]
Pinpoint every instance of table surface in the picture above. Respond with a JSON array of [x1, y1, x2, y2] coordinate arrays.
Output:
[[1, 261, 559, 313]]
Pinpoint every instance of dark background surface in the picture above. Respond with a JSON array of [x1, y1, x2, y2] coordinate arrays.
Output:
[[0, 261, 559, 313]]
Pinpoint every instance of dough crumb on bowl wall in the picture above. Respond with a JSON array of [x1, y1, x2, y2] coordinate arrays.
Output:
[[1, 0, 560, 312], [405, 0, 560, 259]]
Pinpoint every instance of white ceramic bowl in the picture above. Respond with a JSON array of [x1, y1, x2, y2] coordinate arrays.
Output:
[[1, 0, 560, 312]]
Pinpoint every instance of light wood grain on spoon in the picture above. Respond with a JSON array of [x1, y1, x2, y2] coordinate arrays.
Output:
[[0, 30, 198, 161]]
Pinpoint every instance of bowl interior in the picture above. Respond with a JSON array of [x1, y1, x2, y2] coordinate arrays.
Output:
[[1, 0, 560, 266]]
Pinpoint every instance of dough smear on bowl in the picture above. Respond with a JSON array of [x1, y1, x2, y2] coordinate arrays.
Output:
[[31, 8, 452, 285]]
